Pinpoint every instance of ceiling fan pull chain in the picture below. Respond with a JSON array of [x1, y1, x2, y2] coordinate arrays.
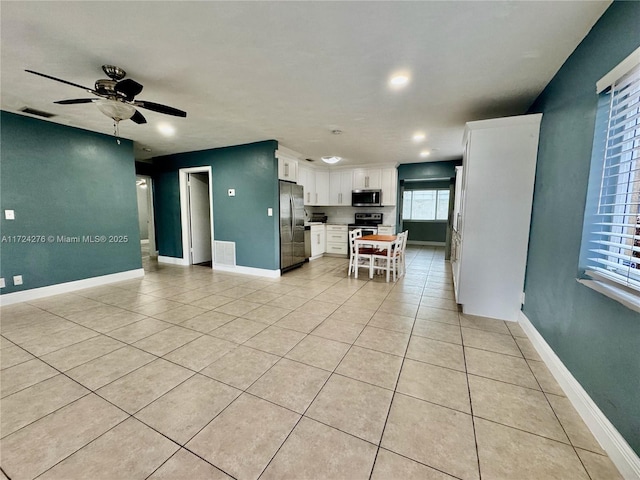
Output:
[[113, 120, 121, 144]]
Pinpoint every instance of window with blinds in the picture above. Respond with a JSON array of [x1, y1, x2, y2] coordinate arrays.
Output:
[[585, 62, 640, 292]]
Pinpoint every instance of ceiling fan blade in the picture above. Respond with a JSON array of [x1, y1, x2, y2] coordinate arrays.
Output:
[[25, 69, 94, 93], [130, 110, 147, 124], [115, 79, 143, 101], [54, 98, 97, 105], [134, 101, 187, 117]]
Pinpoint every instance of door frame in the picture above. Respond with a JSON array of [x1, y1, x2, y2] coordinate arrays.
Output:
[[136, 175, 157, 257], [179, 167, 214, 265]]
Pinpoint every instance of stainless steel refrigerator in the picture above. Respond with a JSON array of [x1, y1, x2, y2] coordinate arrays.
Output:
[[279, 180, 306, 272]]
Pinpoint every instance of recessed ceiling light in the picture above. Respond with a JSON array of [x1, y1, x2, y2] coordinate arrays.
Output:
[[389, 73, 410, 88], [420, 150, 430, 158], [157, 123, 175, 136], [413, 132, 425, 142], [321, 156, 342, 164]]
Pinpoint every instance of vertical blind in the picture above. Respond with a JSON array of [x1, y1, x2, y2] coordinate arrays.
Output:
[[587, 63, 640, 291]]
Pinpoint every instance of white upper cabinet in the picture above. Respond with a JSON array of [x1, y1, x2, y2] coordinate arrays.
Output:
[[277, 152, 298, 182], [297, 164, 315, 205], [329, 170, 353, 206], [380, 168, 397, 205], [353, 168, 381, 190], [298, 165, 331, 206]]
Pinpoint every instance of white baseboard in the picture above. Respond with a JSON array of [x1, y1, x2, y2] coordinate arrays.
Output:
[[0, 268, 145, 306], [407, 240, 446, 246], [213, 264, 280, 278], [158, 255, 190, 266], [519, 311, 640, 479]]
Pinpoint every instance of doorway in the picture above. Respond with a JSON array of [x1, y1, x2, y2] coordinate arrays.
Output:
[[179, 167, 214, 266], [136, 175, 156, 259]]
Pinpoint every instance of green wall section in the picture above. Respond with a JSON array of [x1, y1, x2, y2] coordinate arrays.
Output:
[[153, 140, 280, 271], [0, 111, 142, 294], [402, 221, 447, 243], [397, 160, 460, 182], [524, 1, 640, 454]]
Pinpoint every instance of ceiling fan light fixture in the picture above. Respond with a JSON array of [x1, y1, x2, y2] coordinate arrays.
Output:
[[157, 123, 176, 136], [389, 72, 410, 89], [95, 99, 135, 121], [321, 156, 341, 164]]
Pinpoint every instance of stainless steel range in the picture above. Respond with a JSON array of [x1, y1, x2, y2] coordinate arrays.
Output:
[[348, 212, 383, 237]]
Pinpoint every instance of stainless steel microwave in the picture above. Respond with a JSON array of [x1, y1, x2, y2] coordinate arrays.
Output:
[[352, 189, 382, 207]]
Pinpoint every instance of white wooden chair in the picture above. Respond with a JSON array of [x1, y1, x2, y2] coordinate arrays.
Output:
[[372, 232, 405, 282], [348, 229, 377, 277], [373, 230, 409, 282]]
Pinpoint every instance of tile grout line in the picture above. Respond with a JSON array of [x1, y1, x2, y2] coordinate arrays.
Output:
[[369, 251, 453, 480], [511, 327, 596, 480]]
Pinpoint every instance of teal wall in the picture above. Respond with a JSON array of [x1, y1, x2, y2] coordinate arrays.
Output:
[[398, 161, 461, 241], [524, 1, 640, 454], [0, 111, 142, 294], [397, 160, 460, 182], [153, 140, 280, 270]]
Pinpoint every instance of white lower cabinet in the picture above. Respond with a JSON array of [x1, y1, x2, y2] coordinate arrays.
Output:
[[377, 225, 396, 235], [324, 224, 348, 256], [310, 225, 326, 258]]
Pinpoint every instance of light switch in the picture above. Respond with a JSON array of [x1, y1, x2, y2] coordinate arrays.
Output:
[[5, 210, 15, 220], [228, 189, 236, 197], [268, 208, 273, 217], [0, 278, 5, 288], [13, 275, 23, 286]]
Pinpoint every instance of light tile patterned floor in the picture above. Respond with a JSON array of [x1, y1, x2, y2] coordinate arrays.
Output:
[[0, 247, 623, 480]]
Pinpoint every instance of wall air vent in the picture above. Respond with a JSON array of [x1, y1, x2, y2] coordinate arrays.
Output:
[[214, 241, 236, 267], [19, 107, 56, 119]]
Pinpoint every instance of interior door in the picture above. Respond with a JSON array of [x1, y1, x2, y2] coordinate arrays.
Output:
[[188, 172, 212, 265]]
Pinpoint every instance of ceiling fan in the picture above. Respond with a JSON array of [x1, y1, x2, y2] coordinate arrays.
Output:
[[25, 65, 187, 129]]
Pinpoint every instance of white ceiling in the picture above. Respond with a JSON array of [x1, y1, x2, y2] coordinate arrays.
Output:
[[1, 1, 610, 166]]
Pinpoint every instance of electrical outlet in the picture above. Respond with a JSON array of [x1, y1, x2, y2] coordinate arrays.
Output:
[[5, 210, 15, 220], [521, 292, 526, 305], [268, 208, 273, 216], [0, 278, 5, 288], [228, 189, 235, 197], [13, 275, 23, 286]]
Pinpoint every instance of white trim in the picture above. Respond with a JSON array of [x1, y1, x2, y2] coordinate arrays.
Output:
[[519, 312, 640, 480], [213, 264, 281, 278], [577, 277, 640, 314], [179, 166, 214, 266], [0, 268, 145, 306], [157, 255, 190, 266], [407, 240, 446, 246], [596, 46, 640, 93]]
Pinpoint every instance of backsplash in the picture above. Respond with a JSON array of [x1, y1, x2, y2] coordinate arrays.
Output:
[[307, 206, 397, 225]]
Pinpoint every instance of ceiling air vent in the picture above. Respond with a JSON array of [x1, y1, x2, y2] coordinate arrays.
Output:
[[305, 158, 315, 162], [19, 107, 56, 119]]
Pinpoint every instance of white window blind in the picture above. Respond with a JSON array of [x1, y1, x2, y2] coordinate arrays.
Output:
[[587, 63, 640, 292], [402, 189, 450, 221]]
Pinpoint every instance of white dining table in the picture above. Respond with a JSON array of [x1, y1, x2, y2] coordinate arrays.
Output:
[[354, 234, 398, 282]]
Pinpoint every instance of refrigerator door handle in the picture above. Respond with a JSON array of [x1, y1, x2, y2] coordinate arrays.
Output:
[[290, 197, 295, 242]]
